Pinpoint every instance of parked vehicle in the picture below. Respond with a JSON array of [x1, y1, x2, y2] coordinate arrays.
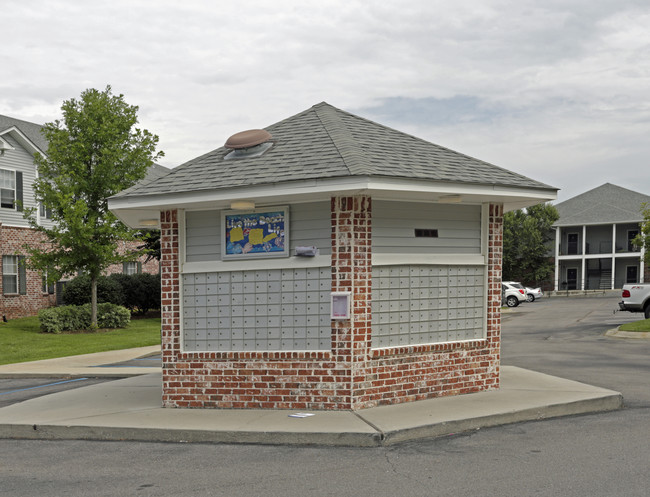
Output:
[[618, 284, 650, 319], [502, 281, 527, 307], [525, 287, 543, 302]]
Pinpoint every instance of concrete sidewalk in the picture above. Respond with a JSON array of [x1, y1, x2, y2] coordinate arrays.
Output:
[[0, 346, 161, 378], [0, 348, 623, 446]]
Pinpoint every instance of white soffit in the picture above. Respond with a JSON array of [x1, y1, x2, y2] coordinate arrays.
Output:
[[109, 176, 557, 228]]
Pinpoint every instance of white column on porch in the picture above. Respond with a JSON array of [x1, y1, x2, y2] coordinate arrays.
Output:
[[611, 224, 617, 289], [641, 244, 645, 284], [555, 226, 561, 291], [581, 225, 587, 290]]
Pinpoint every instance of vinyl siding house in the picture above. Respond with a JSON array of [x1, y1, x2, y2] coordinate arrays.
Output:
[[553, 183, 650, 291], [109, 102, 557, 410], [0, 115, 162, 319]]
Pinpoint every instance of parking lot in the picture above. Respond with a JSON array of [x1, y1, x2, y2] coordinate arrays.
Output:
[[502, 293, 650, 407]]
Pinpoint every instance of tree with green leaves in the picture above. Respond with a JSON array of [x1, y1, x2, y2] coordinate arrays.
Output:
[[25, 86, 163, 327], [633, 202, 650, 265], [502, 203, 559, 285]]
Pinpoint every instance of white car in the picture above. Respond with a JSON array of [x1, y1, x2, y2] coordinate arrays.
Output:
[[502, 281, 527, 307], [525, 287, 543, 302]]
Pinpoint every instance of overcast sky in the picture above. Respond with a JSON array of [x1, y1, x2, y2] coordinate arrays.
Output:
[[4, 0, 649, 203]]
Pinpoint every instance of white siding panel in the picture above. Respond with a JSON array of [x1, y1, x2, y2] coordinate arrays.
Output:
[[289, 201, 331, 255], [185, 210, 220, 262], [0, 134, 37, 227], [373, 201, 481, 255], [184, 201, 331, 262]]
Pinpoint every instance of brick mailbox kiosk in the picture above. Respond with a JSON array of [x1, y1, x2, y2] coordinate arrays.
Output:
[[110, 103, 556, 410]]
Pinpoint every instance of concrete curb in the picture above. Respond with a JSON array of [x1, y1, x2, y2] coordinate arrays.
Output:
[[605, 328, 650, 339], [0, 367, 624, 447], [379, 394, 624, 446], [0, 424, 385, 447], [0, 393, 623, 447]]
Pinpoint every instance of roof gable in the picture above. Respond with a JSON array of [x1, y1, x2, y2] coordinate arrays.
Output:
[[117, 102, 555, 199], [0, 115, 48, 154], [554, 183, 650, 226]]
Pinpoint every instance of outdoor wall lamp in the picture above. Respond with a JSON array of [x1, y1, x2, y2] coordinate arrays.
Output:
[[139, 218, 159, 227], [438, 194, 463, 204], [230, 200, 256, 210]]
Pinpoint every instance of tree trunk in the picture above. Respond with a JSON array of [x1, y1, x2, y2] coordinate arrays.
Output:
[[91, 276, 98, 328]]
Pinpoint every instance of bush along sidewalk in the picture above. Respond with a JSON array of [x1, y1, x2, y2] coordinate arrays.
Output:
[[39, 303, 131, 333], [62, 273, 161, 316]]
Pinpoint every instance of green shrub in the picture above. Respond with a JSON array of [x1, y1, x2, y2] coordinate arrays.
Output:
[[107, 273, 160, 315], [96, 302, 131, 328], [133, 273, 161, 314], [62, 275, 124, 306], [38, 303, 131, 333]]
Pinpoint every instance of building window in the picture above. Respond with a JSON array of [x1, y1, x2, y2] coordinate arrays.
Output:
[[3, 255, 27, 295], [123, 261, 141, 275], [42, 271, 55, 294], [3, 256, 18, 293], [39, 203, 53, 220], [0, 169, 16, 209], [3, 255, 26, 295]]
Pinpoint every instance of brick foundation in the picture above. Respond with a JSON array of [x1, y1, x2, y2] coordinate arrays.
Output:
[[160, 200, 503, 410]]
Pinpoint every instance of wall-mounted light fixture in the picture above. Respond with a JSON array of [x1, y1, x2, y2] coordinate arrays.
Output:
[[139, 218, 159, 227], [230, 200, 256, 210], [438, 194, 463, 204]]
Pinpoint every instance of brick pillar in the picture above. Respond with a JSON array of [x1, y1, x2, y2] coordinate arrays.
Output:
[[160, 209, 181, 407], [486, 203, 503, 387], [331, 196, 372, 409]]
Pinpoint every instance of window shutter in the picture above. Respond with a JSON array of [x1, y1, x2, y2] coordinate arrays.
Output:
[[15, 172, 23, 212], [137, 262, 142, 274], [18, 256, 26, 295]]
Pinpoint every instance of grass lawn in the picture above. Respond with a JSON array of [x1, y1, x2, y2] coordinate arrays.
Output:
[[0, 315, 161, 365], [619, 318, 650, 332]]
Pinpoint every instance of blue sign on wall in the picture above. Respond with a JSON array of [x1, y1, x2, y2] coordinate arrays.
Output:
[[222, 207, 289, 259]]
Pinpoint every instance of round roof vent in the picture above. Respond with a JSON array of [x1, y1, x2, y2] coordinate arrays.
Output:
[[224, 129, 272, 149]]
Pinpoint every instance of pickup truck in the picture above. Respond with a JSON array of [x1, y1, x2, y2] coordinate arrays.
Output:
[[619, 284, 650, 319]]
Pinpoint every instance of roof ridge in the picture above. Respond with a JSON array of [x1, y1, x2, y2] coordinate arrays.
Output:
[[312, 103, 368, 175]]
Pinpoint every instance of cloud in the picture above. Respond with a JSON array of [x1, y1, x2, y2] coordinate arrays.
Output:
[[2, 0, 649, 201]]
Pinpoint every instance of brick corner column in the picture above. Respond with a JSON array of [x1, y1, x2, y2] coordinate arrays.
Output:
[[160, 209, 180, 407], [331, 196, 372, 409], [487, 203, 504, 388]]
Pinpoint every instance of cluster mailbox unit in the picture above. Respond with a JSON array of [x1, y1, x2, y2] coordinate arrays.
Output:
[[109, 103, 556, 410]]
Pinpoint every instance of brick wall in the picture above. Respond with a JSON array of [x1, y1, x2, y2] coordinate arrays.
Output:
[[105, 240, 160, 276], [0, 225, 56, 319], [161, 200, 503, 410], [352, 203, 501, 408], [0, 223, 159, 319], [160, 205, 353, 409]]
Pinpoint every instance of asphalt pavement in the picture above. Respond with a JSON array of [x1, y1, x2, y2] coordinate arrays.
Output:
[[0, 334, 626, 447]]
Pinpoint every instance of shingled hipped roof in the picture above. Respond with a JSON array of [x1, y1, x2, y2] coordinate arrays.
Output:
[[554, 183, 650, 226], [115, 102, 554, 199]]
